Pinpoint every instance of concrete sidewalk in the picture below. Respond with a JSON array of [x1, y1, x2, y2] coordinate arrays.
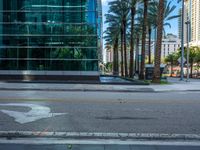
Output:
[[0, 77, 199, 92], [1, 131, 200, 150], [1, 139, 200, 150]]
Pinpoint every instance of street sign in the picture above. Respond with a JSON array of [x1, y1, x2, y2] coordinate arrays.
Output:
[[178, 57, 186, 64], [0, 103, 67, 124]]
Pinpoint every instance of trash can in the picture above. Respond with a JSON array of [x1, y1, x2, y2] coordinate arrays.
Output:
[[145, 64, 166, 80]]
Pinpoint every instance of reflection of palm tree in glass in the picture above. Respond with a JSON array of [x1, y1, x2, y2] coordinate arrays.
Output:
[[26, 24, 30, 70], [48, 20, 55, 68], [50, 23, 97, 71]]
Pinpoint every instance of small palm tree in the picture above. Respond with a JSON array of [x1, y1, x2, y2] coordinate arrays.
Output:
[[185, 47, 200, 78], [176, 47, 200, 78], [165, 52, 179, 77]]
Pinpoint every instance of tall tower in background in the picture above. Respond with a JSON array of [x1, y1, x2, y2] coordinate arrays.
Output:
[[178, 0, 190, 44], [179, 0, 200, 46], [191, 0, 200, 46]]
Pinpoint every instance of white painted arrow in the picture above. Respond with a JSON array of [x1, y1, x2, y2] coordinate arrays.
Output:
[[0, 103, 67, 124]]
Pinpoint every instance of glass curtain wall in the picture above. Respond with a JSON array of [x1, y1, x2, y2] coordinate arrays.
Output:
[[0, 0, 101, 71]]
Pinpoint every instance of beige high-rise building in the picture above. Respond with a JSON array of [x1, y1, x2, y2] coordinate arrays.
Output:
[[181, 0, 200, 46], [190, 0, 200, 46], [179, 0, 200, 46]]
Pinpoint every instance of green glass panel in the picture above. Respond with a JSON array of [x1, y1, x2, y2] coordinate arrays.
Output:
[[0, 0, 101, 71]]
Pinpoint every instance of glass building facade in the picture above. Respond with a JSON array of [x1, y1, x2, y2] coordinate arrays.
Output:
[[0, 0, 102, 74]]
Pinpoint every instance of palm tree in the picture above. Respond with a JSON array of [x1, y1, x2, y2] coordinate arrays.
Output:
[[185, 46, 200, 78], [165, 52, 179, 77], [152, 0, 165, 83], [195, 47, 200, 77], [147, 25, 152, 64], [127, 0, 139, 78], [135, 25, 144, 76], [147, 1, 158, 64], [147, 1, 157, 64], [121, 1, 129, 77], [139, 0, 149, 80], [104, 31, 119, 75], [108, 0, 129, 77], [104, 12, 121, 75], [176, 46, 200, 78], [147, 0, 180, 65]]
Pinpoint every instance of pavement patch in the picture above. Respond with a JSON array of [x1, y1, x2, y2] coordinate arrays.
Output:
[[95, 116, 155, 120]]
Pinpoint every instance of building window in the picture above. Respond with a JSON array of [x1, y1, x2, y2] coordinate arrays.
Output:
[[0, 0, 102, 71]]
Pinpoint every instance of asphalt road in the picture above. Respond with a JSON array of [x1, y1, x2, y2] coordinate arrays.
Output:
[[0, 90, 199, 134]]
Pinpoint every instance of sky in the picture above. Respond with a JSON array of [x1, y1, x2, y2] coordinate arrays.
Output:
[[101, 0, 181, 62]]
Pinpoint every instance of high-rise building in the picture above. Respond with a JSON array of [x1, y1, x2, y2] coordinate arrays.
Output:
[[178, 0, 191, 44], [190, 0, 200, 46], [179, 0, 200, 46], [0, 0, 102, 80]]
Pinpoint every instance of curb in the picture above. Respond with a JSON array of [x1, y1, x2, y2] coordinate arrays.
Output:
[[0, 80, 149, 86], [0, 88, 155, 93], [153, 89, 200, 93], [0, 88, 200, 93], [1, 131, 200, 141]]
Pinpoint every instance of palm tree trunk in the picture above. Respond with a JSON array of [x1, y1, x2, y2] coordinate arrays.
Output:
[[190, 61, 193, 78], [123, 19, 128, 77], [121, 26, 124, 77], [129, 7, 136, 78], [148, 27, 152, 64], [136, 36, 140, 74], [139, 0, 148, 80], [171, 62, 173, 77], [113, 38, 119, 75], [116, 39, 119, 74], [152, 0, 165, 83]]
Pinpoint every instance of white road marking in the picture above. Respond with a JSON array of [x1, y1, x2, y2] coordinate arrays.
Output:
[[0, 103, 67, 124]]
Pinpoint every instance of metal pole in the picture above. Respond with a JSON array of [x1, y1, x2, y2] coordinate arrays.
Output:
[[180, 0, 185, 80], [186, 16, 190, 82]]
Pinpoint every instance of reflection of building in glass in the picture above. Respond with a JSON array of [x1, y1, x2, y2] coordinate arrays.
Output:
[[0, 0, 102, 80]]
